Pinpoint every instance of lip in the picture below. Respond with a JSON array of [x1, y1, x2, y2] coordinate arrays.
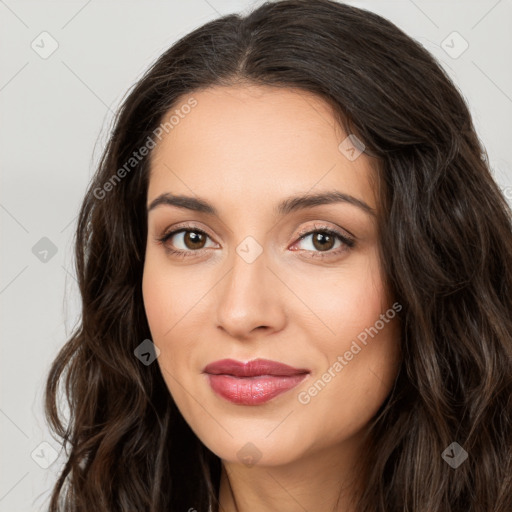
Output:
[[203, 358, 310, 377], [203, 358, 310, 405]]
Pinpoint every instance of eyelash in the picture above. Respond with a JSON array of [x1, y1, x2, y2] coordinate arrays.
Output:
[[156, 223, 355, 260]]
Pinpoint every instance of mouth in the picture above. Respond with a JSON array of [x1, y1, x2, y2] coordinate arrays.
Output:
[[203, 358, 310, 405]]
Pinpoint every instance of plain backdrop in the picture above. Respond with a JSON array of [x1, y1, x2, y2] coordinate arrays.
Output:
[[1, 1, 511, 510]]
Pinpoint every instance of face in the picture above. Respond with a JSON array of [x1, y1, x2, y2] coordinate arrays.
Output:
[[142, 84, 401, 468]]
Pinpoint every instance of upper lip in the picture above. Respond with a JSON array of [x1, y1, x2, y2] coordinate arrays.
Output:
[[203, 358, 310, 377]]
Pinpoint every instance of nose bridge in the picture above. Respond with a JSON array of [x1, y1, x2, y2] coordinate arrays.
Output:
[[214, 232, 285, 337], [219, 208, 274, 293], [222, 235, 271, 306]]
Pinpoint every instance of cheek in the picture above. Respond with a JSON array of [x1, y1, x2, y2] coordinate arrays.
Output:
[[141, 252, 195, 341], [142, 267, 170, 340], [141, 252, 210, 379], [141, 259, 193, 401], [298, 317, 400, 449], [142, 258, 189, 386], [295, 249, 389, 353], [295, 248, 400, 409]]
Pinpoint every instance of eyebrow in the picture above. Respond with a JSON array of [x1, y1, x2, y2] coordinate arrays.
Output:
[[147, 190, 376, 217]]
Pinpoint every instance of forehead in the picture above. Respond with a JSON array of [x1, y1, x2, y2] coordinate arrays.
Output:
[[147, 85, 377, 212]]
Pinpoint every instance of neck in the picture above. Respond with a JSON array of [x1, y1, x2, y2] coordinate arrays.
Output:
[[217, 432, 368, 512]]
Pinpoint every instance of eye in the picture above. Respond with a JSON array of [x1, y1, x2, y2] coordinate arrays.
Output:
[[156, 225, 217, 258], [290, 224, 355, 259], [156, 222, 356, 260]]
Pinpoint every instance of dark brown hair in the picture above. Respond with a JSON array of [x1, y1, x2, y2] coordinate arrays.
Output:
[[44, 0, 512, 510]]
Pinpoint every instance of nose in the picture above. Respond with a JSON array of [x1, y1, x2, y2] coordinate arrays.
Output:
[[214, 243, 287, 341]]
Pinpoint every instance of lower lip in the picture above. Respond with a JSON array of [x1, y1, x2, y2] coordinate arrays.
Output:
[[206, 373, 308, 405]]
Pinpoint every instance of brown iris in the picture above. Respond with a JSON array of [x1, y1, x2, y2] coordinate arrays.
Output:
[[311, 232, 335, 251], [183, 231, 207, 250]]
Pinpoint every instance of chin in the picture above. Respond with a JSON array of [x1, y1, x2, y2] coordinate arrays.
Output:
[[196, 423, 311, 468]]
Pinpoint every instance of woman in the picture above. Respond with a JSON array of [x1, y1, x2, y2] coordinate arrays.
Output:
[[44, 0, 512, 510]]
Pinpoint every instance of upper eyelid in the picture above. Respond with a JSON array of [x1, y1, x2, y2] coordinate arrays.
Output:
[[160, 223, 216, 242], [295, 222, 354, 239]]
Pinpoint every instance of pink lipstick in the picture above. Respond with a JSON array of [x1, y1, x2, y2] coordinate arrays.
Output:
[[203, 358, 310, 405]]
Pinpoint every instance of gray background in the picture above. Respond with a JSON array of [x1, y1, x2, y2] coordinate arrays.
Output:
[[1, 1, 511, 510]]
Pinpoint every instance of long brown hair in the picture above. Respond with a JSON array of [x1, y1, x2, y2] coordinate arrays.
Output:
[[44, 1, 512, 510]]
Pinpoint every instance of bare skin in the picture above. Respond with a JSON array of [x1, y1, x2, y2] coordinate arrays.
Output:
[[142, 84, 401, 512]]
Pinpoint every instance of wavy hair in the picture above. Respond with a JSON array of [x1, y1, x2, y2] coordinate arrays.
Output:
[[44, 0, 512, 510]]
